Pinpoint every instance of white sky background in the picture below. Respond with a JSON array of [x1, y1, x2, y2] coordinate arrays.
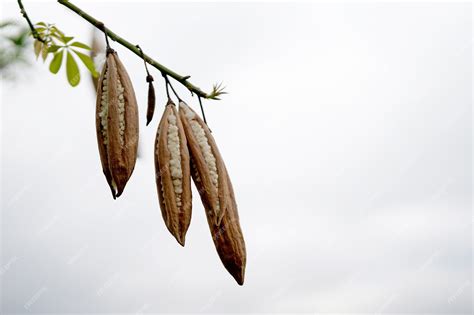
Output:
[[0, 1, 472, 313]]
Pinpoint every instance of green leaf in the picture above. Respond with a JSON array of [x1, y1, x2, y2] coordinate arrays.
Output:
[[70, 41, 91, 50], [72, 49, 98, 77], [51, 33, 63, 41], [49, 51, 64, 74], [8, 34, 25, 46], [50, 26, 64, 36], [59, 35, 74, 44], [66, 51, 80, 87], [47, 45, 62, 53], [35, 22, 47, 27], [33, 40, 42, 59], [41, 45, 49, 62]]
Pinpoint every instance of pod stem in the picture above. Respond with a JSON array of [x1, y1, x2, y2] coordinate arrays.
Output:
[[198, 95, 209, 127], [164, 74, 182, 103], [137, 45, 156, 125]]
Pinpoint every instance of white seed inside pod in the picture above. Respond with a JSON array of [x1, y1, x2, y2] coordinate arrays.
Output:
[[99, 66, 118, 191], [181, 104, 219, 211], [117, 78, 125, 146], [166, 111, 183, 210], [99, 69, 109, 145]]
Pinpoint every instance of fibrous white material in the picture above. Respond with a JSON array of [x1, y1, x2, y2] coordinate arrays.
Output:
[[182, 104, 219, 209], [98, 69, 109, 145], [167, 113, 183, 208], [117, 78, 125, 146], [98, 70, 126, 147], [93, 52, 106, 74], [96, 51, 139, 200]]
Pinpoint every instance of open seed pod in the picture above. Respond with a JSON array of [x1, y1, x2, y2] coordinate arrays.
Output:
[[155, 100, 192, 246], [178, 102, 228, 225], [217, 166, 247, 285], [179, 102, 246, 285], [96, 49, 139, 199]]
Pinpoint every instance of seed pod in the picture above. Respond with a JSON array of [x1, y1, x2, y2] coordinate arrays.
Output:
[[155, 100, 192, 246], [146, 75, 156, 126], [214, 166, 246, 285], [179, 102, 246, 285], [178, 102, 228, 225], [96, 49, 139, 199]]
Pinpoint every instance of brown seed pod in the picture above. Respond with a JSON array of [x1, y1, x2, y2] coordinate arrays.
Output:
[[146, 75, 156, 126], [155, 100, 192, 246], [179, 102, 246, 285], [96, 49, 139, 199], [178, 102, 228, 225], [214, 166, 247, 285]]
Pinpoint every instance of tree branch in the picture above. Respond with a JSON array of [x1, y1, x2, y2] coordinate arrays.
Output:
[[57, 0, 213, 98], [17, 0, 45, 42], [19, 0, 218, 99], [57, 0, 214, 98]]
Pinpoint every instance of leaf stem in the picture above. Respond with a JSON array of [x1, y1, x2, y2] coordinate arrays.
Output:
[[56, 0, 212, 99]]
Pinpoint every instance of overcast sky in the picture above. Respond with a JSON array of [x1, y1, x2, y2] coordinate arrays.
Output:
[[1, 1, 472, 313]]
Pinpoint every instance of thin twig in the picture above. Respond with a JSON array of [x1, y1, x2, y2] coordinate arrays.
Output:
[[97, 23, 111, 51], [136, 45, 151, 77], [56, 0, 212, 99], [198, 96, 209, 126], [164, 75, 171, 100], [17, 0, 45, 42], [164, 75, 182, 102]]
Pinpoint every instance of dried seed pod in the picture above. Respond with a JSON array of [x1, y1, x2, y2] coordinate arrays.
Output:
[[178, 102, 228, 225], [146, 75, 156, 126], [96, 49, 139, 199], [214, 166, 247, 285], [155, 100, 192, 246], [179, 102, 246, 285]]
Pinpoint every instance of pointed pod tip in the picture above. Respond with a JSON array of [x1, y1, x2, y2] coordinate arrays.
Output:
[[115, 189, 123, 199], [176, 236, 185, 247], [115, 181, 128, 199], [109, 185, 117, 200], [224, 262, 245, 286], [233, 269, 245, 286]]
